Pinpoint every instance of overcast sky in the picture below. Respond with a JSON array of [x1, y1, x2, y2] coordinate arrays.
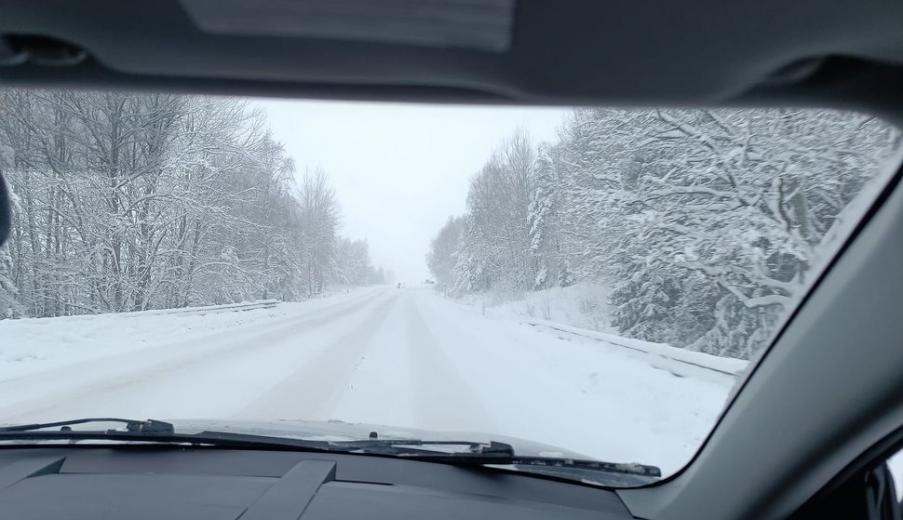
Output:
[[255, 99, 569, 281]]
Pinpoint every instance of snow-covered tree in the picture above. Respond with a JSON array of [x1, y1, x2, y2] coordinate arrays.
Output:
[[426, 216, 464, 289], [0, 89, 382, 318], [451, 131, 537, 296], [431, 108, 899, 359]]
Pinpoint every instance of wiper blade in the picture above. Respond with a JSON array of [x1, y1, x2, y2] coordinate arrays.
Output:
[[0, 422, 660, 480], [0, 426, 457, 456], [0, 428, 335, 452], [332, 439, 515, 456], [500, 457, 661, 478], [0, 425, 504, 461], [180, 433, 516, 459], [0, 417, 175, 434], [0, 428, 510, 462], [368, 450, 661, 478], [331, 439, 660, 478]]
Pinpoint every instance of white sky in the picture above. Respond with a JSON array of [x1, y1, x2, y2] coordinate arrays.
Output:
[[255, 99, 569, 281]]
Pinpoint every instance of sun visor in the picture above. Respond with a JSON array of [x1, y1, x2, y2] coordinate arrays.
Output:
[[179, 0, 516, 52]]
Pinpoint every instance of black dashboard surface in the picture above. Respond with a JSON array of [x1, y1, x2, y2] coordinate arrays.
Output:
[[0, 447, 634, 519]]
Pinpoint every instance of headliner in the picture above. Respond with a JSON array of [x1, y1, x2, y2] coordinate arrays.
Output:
[[1, 0, 903, 121]]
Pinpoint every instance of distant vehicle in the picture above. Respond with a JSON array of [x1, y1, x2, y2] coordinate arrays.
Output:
[[424, 279, 435, 284]]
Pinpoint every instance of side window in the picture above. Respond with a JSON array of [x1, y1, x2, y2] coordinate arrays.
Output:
[[890, 450, 902, 504], [864, 450, 902, 520], [794, 445, 903, 520]]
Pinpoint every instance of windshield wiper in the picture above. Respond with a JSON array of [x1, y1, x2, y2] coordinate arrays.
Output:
[[0, 418, 660, 480], [0, 421, 339, 453], [349, 444, 661, 478], [195, 435, 660, 477], [332, 438, 515, 456], [0, 417, 175, 434], [306, 437, 660, 478], [0, 420, 508, 455], [0, 419, 501, 455]]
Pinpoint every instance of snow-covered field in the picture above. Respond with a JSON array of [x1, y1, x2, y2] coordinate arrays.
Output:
[[4, 286, 743, 475]]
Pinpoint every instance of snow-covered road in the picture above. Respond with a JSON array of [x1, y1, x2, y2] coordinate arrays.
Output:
[[0, 287, 739, 474]]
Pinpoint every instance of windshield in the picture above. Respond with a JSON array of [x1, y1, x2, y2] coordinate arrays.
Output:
[[0, 91, 899, 485]]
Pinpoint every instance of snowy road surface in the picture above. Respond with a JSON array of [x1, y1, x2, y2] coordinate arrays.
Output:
[[1, 287, 739, 474]]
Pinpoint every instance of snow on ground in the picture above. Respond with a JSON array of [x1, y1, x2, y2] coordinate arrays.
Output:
[[524, 321, 749, 377], [0, 287, 382, 381], [0, 286, 740, 476], [408, 290, 739, 473], [457, 282, 615, 333]]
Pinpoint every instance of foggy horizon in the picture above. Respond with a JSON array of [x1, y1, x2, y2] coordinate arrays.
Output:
[[256, 99, 569, 281]]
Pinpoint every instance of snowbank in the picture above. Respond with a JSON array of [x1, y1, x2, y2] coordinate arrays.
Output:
[[0, 288, 382, 382], [525, 321, 749, 377], [413, 289, 737, 474], [448, 283, 748, 377], [457, 282, 614, 333]]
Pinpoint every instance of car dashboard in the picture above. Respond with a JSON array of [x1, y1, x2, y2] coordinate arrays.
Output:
[[0, 447, 636, 520]]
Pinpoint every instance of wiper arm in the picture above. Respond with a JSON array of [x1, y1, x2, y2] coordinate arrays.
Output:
[[0, 426, 335, 452], [0, 425, 451, 457], [0, 421, 660, 479], [332, 439, 515, 456], [330, 439, 660, 478], [0, 417, 175, 434], [361, 448, 661, 478], [499, 456, 661, 478], [0, 423, 507, 461], [177, 433, 516, 459], [0, 428, 507, 462]]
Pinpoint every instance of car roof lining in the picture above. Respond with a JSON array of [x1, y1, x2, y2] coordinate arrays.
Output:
[[3, 1, 903, 121]]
